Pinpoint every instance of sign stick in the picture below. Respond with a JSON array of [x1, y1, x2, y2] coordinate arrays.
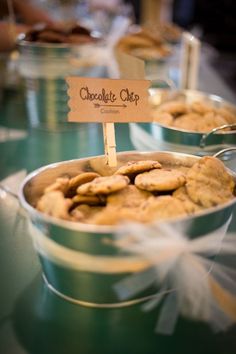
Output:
[[102, 122, 117, 167]]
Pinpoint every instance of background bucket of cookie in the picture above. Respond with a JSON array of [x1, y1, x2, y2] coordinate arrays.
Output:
[[17, 27, 106, 131], [130, 89, 236, 155], [18, 151, 236, 306]]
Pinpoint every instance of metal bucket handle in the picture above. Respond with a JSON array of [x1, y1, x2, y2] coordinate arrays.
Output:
[[0, 184, 19, 199], [0, 184, 29, 218], [213, 146, 236, 159], [200, 124, 236, 148], [0, 183, 28, 216], [150, 78, 176, 90]]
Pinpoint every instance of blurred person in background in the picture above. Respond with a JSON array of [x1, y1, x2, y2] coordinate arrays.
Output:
[[0, 0, 55, 52]]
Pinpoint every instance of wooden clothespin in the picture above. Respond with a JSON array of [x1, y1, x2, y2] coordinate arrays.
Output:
[[102, 122, 117, 167]]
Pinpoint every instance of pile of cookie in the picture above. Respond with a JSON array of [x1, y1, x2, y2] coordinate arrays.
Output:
[[23, 24, 97, 45], [36, 156, 235, 225], [156, 22, 182, 43], [151, 100, 236, 133], [116, 27, 171, 61]]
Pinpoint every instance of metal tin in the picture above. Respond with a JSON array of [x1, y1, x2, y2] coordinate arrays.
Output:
[[130, 89, 236, 154], [19, 151, 236, 306], [18, 39, 106, 131]]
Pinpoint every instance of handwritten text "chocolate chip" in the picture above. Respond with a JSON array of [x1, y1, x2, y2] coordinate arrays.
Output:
[[80, 87, 140, 105]]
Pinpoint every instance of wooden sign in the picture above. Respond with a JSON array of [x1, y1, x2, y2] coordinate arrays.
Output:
[[66, 75, 150, 167], [66, 77, 151, 123]]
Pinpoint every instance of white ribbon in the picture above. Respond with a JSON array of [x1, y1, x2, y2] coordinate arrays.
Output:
[[114, 217, 236, 334], [25, 212, 236, 335], [28, 221, 150, 274]]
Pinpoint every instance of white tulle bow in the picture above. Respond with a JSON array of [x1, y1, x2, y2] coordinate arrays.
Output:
[[114, 217, 236, 334]]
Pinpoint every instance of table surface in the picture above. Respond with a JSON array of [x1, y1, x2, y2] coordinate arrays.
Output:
[[0, 61, 236, 354]]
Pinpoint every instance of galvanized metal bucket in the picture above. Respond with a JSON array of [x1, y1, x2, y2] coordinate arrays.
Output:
[[18, 40, 106, 131], [130, 89, 236, 155], [19, 151, 236, 306]]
